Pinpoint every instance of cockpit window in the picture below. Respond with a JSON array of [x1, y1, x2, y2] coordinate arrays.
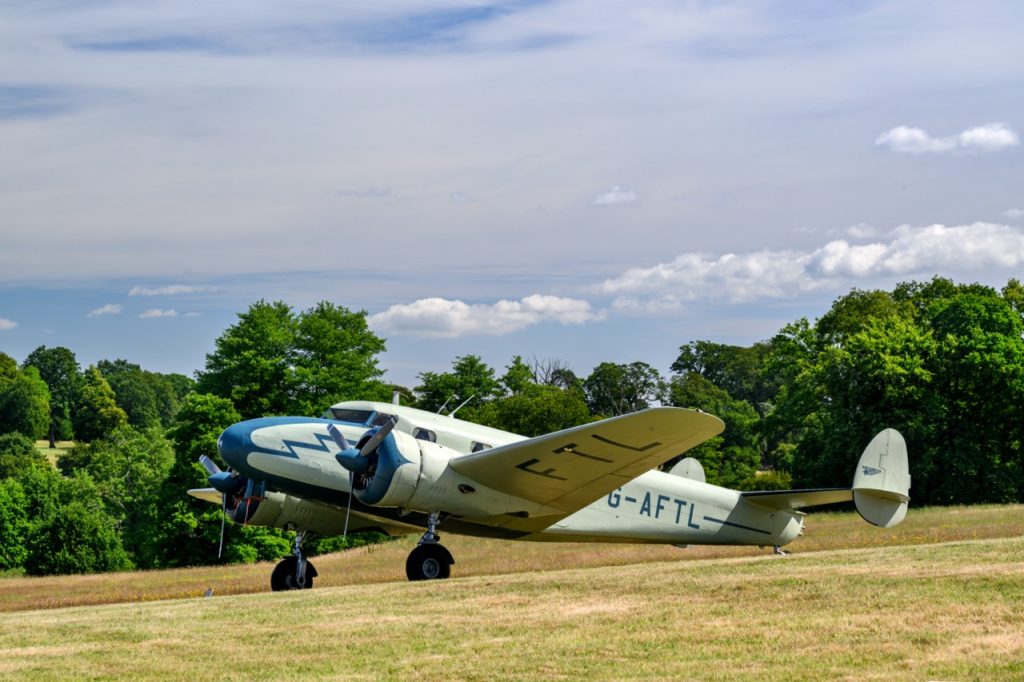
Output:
[[371, 412, 396, 426], [471, 441, 492, 453], [327, 408, 374, 425], [413, 427, 436, 442]]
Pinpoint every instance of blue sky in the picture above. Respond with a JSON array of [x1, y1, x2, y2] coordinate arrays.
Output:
[[1, 1, 1022, 388]]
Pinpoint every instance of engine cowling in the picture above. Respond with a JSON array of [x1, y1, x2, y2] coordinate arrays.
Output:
[[349, 429, 422, 508], [350, 430, 558, 519]]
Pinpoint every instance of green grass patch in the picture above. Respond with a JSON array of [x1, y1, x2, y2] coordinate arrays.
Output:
[[33, 440, 75, 468]]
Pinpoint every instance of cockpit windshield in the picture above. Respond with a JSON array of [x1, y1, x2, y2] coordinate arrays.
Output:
[[323, 407, 396, 427]]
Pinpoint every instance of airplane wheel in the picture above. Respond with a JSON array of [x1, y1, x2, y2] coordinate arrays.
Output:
[[270, 557, 316, 591], [406, 543, 452, 581]]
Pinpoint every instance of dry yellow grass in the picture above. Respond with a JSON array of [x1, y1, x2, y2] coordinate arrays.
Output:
[[0, 532, 1022, 680], [1, 504, 1021, 614]]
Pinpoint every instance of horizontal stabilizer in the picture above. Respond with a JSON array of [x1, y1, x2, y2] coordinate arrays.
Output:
[[853, 428, 910, 528], [741, 488, 851, 510]]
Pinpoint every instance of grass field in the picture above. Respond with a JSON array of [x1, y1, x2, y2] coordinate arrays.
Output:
[[0, 505, 1023, 679], [33, 440, 75, 468]]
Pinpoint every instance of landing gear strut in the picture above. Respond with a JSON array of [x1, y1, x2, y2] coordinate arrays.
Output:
[[406, 512, 454, 581], [271, 530, 318, 591]]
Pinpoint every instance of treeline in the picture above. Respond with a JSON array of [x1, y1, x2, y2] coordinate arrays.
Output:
[[1, 279, 1022, 576]]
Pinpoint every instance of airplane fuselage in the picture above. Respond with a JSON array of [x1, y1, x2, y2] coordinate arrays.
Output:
[[216, 403, 804, 549]]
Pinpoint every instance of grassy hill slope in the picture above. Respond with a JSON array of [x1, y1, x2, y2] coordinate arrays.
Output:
[[0, 505, 1022, 679]]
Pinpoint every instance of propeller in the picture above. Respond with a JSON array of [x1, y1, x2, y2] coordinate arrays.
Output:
[[198, 455, 243, 559], [327, 418, 398, 537], [329, 417, 397, 474]]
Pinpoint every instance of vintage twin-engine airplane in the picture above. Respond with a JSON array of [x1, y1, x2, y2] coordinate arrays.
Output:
[[189, 400, 910, 590]]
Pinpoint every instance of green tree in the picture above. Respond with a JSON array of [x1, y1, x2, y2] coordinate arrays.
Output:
[[671, 341, 775, 409], [583, 362, 663, 417], [501, 356, 536, 395], [151, 372, 193, 425], [0, 432, 48, 479], [98, 360, 161, 429], [292, 301, 389, 415], [415, 355, 501, 422], [0, 352, 16, 383], [158, 393, 289, 567], [484, 384, 592, 437], [197, 300, 388, 418], [58, 426, 175, 568], [788, 314, 937, 490], [921, 291, 1024, 503], [666, 372, 760, 488], [815, 288, 914, 347], [73, 367, 128, 442], [1002, 278, 1024, 324], [158, 393, 241, 567], [0, 366, 51, 439], [0, 478, 30, 569], [23, 346, 80, 446], [197, 300, 298, 418], [22, 471, 133, 576]]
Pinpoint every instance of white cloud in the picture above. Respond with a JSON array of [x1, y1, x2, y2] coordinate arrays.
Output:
[[875, 126, 955, 153], [599, 250, 818, 307], [369, 295, 604, 338], [87, 303, 123, 317], [876, 123, 1020, 154], [129, 285, 206, 296], [600, 222, 1024, 310], [809, 222, 1024, 276], [593, 185, 638, 206], [139, 308, 178, 318], [843, 223, 880, 239], [1004, 208, 1024, 219], [957, 123, 1020, 151], [0, 318, 17, 330]]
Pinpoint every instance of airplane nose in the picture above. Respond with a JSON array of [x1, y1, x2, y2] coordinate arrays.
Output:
[[217, 421, 250, 470]]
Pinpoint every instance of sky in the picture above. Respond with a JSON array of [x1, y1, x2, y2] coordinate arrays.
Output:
[[1, 0, 1023, 388]]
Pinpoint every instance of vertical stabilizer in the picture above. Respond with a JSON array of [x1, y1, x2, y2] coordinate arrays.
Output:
[[852, 428, 911, 528]]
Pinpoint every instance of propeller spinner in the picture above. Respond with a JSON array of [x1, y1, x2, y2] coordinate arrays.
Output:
[[328, 418, 398, 474]]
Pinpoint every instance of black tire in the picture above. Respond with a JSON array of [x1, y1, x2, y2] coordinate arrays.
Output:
[[406, 544, 452, 581], [270, 557, 316, 591]]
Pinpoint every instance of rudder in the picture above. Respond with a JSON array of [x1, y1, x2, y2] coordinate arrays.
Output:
[[852, 428, 911, 528]]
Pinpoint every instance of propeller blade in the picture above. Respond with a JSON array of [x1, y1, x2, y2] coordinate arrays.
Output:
[[199, 455, 222, 476], [218, 494, 227, 559], [343, 472, 353, 538], [358, 417, 398, 458], [326, 423, 351, 451]]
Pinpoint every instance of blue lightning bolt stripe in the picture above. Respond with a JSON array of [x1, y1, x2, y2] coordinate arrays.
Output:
[[233, 417, 363, 461], [280, 431, 342, 458]]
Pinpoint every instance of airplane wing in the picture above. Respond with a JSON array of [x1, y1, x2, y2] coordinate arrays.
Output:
[[449, 407, 724, 515], [740, 488, 852, 510]]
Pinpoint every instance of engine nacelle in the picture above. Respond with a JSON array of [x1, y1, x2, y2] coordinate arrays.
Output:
[[355, 430, 559, 519], [244, 491, 350, 536], [353, 429, 423, 507]]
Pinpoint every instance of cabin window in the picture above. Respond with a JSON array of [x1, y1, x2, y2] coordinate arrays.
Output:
[[471, 441, 492, 453], [413, 428, 436, 442]]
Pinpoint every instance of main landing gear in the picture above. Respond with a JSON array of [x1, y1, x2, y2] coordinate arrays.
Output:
[[271, 530, 318, 591], [406, 512, 454, 581]]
